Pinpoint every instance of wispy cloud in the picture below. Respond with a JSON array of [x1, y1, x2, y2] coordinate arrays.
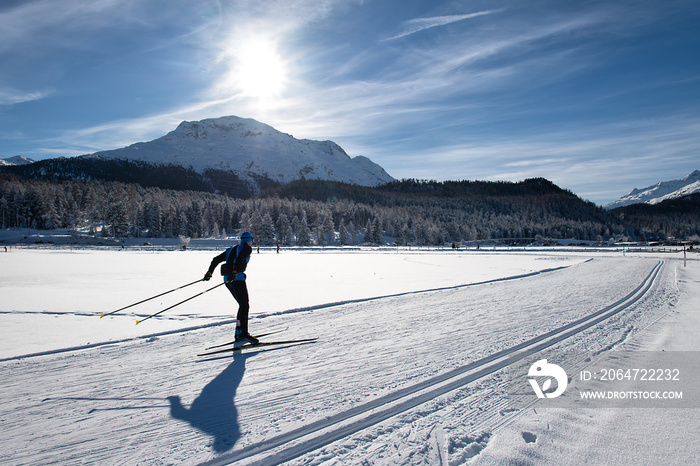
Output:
[[0, 88, 51, 106], [373, 114, 700, 203], [0, 0, 133, 54], [240, 13, 612, 143], [383, 11, 502, 41], [48, 96, 241, 154]]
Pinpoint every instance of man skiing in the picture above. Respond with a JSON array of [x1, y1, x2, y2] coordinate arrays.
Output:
[[203, 231, 259, 345]]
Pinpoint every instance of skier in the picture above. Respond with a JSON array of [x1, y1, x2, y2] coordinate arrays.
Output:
[[203, 231, 259, 345]]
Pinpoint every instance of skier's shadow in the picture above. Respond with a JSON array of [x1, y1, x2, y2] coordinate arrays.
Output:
[[167, 353, 251, 453]]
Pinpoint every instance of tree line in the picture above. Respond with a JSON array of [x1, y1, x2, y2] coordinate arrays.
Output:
[[0, 174, 647, 245], [610, 194, 700, 242]]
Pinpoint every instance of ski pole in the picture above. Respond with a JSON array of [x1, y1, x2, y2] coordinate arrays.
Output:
[[135, 281, 228, 325], [100, 279, 203, 318]]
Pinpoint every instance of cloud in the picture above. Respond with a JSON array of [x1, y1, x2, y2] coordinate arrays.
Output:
[[374, 114, 700, 204], [38, 92, 278, 156], [0, 0, 130, 54], [383, 10, 502, 41], [0, 88, 51, 106]]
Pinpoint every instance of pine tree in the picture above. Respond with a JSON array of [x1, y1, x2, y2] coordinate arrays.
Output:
[[248, 210, 263, 241], [106, 201, 129, 237], [371, 216, 383, 244], [322, 214, 335, 245], [364, 219, 374, 244], [187, 202, 203, 238], [146, 202, 163, 237], [338, 219, 348, 245], [259, 212, 276, 245], [347, 220, 357, 245], [295, 211, 312, 246], [276, 213, 292, 245]]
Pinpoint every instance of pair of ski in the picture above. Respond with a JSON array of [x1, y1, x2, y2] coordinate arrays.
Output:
[[197, 328, 317, 357]]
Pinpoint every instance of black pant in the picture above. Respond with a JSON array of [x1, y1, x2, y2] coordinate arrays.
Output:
[[225, 280, 250, 334]]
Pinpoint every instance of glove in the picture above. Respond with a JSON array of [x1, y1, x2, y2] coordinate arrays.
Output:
[[203, 271, 212, 281]]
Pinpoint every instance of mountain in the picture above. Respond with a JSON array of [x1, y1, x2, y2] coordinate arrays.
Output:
[[86, 116, 393, 188], [603, 170, 700, 209], [0, 156, 35, 166]]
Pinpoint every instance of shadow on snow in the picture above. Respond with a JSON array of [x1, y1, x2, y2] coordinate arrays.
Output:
[[167, 353, 250, 453]]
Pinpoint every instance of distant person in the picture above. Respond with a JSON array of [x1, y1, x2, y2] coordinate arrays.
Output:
[[203, 231, 258, 345]]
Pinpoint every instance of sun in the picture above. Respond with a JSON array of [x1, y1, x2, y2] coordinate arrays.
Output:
[[232, 38, 288, 100]]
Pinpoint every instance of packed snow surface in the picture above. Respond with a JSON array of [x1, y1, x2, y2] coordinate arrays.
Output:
[[0, 245, 697, 465]]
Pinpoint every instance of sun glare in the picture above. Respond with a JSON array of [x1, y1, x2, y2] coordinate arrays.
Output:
[[233, 38, 287, 100]]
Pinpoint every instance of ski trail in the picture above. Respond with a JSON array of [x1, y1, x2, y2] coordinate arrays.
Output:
[[202, 261, 663, 465], [253, 263, 580, 319]]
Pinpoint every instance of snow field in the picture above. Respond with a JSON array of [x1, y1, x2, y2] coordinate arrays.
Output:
[[0, 247, 696, 465]]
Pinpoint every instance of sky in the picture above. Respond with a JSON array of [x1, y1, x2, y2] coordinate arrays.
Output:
[[1, 0, 699, 205]]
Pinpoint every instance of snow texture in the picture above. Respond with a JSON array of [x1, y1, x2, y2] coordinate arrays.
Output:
[[86, 116, 394, 187], [0, 156, 35, 166], [0, 245, 697, 465], [604, 170, 700, 209]]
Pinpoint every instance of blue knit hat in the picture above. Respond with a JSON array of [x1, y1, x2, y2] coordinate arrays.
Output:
[[240, 231, 253, 242]]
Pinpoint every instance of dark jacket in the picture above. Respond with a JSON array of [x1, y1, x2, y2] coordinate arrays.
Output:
[[207, 242, 252, 282]]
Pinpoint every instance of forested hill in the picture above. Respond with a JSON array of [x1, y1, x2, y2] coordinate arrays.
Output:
[[1, 170, 634, 244], [0, 156, 271, 198], [264, 177, 610, 226], [610, 193, 700, 241], [267, 177, 581, 200], [258, 178, 623, 243]]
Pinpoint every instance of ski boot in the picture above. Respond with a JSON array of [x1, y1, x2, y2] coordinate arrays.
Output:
[[234, 328, 260, 345]]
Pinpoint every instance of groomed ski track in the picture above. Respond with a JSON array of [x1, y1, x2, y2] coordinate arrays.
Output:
[[204, 261, 664, 466]]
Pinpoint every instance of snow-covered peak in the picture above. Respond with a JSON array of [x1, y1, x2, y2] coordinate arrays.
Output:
[[603, 170, 700, 209], [0, 156, 35, 166], [88, 116, 394, 188]]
